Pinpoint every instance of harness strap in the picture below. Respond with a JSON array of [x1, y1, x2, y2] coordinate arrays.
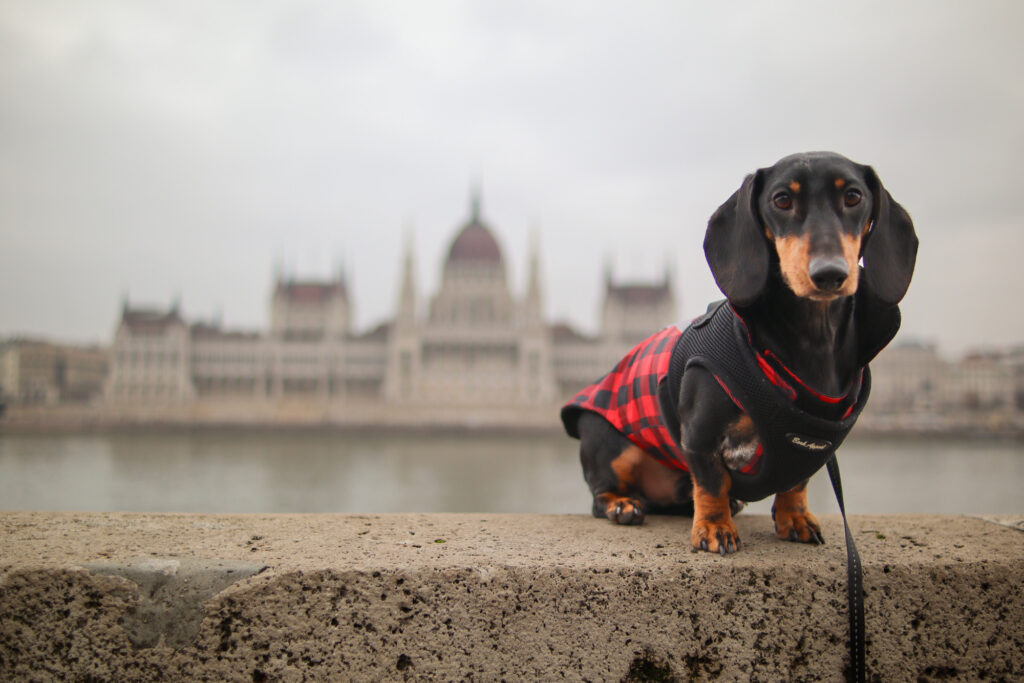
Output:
[[826, 454, 865, 683]]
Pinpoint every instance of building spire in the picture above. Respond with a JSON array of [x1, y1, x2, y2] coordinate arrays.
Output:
[[470, 180, 482, 222], [397, 227, 417, 327], [527, 230, 541, 297], [524, 228, 544, 326]]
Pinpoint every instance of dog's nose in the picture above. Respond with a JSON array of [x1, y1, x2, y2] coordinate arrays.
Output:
[[809, 257, 849, 291]]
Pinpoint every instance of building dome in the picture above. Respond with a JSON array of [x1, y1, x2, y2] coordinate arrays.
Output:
[[445, 189, 503, 266], [447, 221, 502, 264]]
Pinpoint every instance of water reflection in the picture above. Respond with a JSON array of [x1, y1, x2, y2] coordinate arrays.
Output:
[[0, 432, 1020, 515]]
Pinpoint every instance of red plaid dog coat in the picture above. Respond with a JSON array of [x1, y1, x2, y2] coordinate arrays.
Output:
[[561, 292, 894, 500], [561, 326, 689, 470]]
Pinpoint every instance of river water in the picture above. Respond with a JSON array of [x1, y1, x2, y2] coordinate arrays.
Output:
[[0, 431, 1020, 516]]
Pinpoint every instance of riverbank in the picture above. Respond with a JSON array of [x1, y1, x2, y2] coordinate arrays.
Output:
[[3, 402, 1023, 440]]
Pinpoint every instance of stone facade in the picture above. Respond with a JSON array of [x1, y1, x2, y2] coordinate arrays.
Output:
[[101, 193, 675, 425], [0, 338, 108, 405], [861, 341, 1024, 433], [868, 342, 1024, 415], [106, 305, 194, 403], [386, 199, 557, 407]]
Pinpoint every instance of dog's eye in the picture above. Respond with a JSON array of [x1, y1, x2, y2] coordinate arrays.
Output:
[[843, 189, 862, 207], [772, 192, 792, 210]]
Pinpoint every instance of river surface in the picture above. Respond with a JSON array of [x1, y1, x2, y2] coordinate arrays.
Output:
[[0, 431, 1020, 516]]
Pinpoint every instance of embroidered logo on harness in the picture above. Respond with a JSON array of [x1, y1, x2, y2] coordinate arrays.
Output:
[[787, 433, 833, 453]]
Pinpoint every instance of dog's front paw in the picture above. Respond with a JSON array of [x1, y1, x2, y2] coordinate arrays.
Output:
[[691, 517, 741, 555], [596, 494, 645, 525], [772, 507, 824, 545]]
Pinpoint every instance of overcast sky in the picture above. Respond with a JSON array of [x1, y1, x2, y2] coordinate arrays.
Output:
[[1, 1, 1022, 357]]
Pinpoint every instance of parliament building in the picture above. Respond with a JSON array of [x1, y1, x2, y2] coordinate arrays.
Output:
[[103, 193, 675, 428]]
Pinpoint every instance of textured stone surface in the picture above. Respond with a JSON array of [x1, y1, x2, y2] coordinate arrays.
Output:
[[83, 558, 267, 649], [1, 512, 1021, 681]]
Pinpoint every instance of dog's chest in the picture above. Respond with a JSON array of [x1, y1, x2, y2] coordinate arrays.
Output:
[[717, 415, 760, 471]]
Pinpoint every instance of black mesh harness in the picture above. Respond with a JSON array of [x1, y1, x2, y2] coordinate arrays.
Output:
[[657, 299, 872, 502]]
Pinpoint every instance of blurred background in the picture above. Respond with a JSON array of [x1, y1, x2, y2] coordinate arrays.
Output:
[[1, 1, 1022, 517]]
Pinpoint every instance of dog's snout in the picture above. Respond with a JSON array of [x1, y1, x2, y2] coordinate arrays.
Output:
[[809, 256, 849, 292]]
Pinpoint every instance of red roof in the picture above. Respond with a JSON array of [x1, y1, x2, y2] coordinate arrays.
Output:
[[550, 322, 594, 344], [276, 279, 347, 303], [121, 308, 185, 335], [606, 283, 671, 306], [190, 323, 260, 341], [447, 221, 503, 264], [355, 321, 391, 342]]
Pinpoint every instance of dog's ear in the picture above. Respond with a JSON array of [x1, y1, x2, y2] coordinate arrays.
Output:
[[703, 170, 769, 307], [861, 166, 918, 305]]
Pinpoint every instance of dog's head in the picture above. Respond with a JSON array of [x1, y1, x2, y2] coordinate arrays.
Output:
[[704, 152, 918, 307]]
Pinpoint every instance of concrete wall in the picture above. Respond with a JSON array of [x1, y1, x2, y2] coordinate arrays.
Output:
[[1, 512, 1021, 681]]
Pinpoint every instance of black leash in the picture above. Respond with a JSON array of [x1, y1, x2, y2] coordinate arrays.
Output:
[[826, 453, 865, 683]]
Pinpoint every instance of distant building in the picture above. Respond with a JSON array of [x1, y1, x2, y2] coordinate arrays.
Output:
[[601, 266, 675, 343], [867, 341, 1024, 421], [955, 351, 1018, 412], [102, 192, 675, 426], [868, 341, 947, 414], [9, 190, 1024, 432], [385, 196, 557, 406], [105, 303, 194, 402], [0, 338, 108, 405]]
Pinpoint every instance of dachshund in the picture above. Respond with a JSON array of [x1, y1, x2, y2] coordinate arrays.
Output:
[[562, 151, 918, 554]]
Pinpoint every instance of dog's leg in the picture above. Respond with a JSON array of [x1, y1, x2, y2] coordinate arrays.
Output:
[[689, 470, 740, 554], [682, 417, 742, 554], [679, 367, 743, 554], [772, 481, 824, 544], [577, 412, 647, 525]]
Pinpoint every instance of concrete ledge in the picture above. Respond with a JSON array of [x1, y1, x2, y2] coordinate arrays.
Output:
[[1, 512, 1021, 681]]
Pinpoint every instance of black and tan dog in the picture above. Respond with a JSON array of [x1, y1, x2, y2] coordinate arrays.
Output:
[[562, 151, 917, 554]]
